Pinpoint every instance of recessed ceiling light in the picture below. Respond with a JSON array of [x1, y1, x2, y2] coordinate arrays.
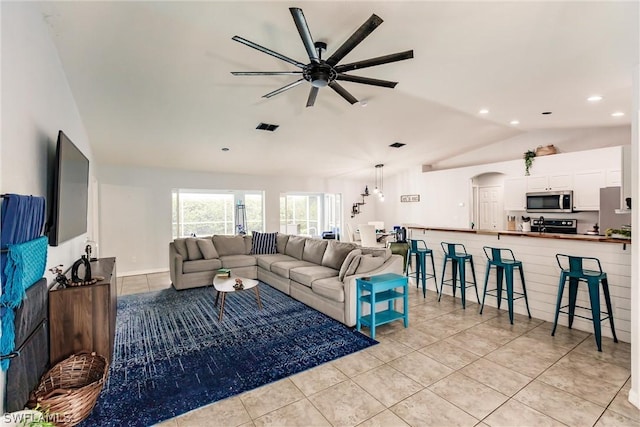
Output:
[[510, 120, 520, 125], [221, 147, 230, 152], [611, 111, 625, 117], [478, 109, 489, 114], [587, 95, 603, 102]]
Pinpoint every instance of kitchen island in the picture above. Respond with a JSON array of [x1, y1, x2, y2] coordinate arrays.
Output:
[[407, 225, 632, 343]]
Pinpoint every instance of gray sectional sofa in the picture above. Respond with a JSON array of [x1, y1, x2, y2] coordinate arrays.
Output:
[[169, 233, 404, 326]]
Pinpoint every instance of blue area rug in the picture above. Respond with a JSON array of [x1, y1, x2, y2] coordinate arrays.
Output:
[[81, 283, 376, 426]]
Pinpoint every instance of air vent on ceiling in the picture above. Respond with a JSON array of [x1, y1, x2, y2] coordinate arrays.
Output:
[[389, 142, 406, 148], [256, 123, 279, 132]]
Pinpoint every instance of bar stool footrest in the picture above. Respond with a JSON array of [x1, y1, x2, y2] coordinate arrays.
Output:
[[557, 304, 612, 322], [484, 289, 527, 300]]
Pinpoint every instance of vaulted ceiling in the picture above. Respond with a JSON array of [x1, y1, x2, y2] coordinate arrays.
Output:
[[40, 1, 638, 179]]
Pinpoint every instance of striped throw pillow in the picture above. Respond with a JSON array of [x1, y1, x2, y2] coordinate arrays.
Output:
[[251, 231, 277, 254]]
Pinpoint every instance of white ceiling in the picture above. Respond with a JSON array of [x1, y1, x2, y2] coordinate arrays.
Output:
[[40, 1, 639, 180]]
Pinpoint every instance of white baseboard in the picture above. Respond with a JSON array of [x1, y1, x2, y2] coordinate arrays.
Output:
[[118, 268, 169, 278], [629, 389, 640, 410]]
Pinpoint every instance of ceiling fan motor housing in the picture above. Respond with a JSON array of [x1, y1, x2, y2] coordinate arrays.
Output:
[[304, 63, 336, 87]]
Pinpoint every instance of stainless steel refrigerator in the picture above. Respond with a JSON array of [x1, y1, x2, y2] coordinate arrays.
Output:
[[599, 187, 631, 235]]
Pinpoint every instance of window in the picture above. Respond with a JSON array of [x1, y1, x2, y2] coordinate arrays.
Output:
[[172, 190, 264, 238], [280, 193, 342, 237]]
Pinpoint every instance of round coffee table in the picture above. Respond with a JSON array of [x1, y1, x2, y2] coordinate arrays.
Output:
[[212, 275, 262, 321]]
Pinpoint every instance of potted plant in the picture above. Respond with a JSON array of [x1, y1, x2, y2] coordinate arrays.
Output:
[[523, 150, 536, 176]]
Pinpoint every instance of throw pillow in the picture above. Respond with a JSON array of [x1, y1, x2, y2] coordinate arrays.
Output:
[[251, 231, 277, 255], [185, 238, 203, 260], [338, 249, 362, 281], [355, 254, 385, 274], [173, 238, 188, 259], [196, 238, 219, 260], [322, 241, 357, 270]]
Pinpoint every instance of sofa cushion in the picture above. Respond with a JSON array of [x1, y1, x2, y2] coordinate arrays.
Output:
[[220, 255, 257, 269], [271, 260, 315, 279], [338, 249, 362, 281], [302, 239, 328, 265], [186, 238, 203, 260], [276, 233, 289, 254], [244, 235, 253, 254], [174, 238, 188, 259], [255, 254, 296, 271], [321, 241, 357, 270], [361, 247, 392, 261], [183, 258, 222, 274], [355, 254, 385, 274], [197, 238, 219, 259], [284, 235, 306, 260], [289, 265, 338, 288], [212, 235, 246, 256], [311, 277, 345, 303], [251, 231, 277, 254]]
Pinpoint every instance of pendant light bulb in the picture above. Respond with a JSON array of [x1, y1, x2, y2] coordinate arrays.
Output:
[[380, 193, 385, 202], [373, 186, 379, 194]]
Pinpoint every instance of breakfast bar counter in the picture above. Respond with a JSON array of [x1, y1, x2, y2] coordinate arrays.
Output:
[[406, 225, 633, 343]]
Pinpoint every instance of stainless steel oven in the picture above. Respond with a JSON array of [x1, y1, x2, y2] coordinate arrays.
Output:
[[526, 191, 573, 213]]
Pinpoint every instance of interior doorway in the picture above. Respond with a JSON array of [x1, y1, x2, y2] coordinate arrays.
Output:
[[472, 172, 506, 231]]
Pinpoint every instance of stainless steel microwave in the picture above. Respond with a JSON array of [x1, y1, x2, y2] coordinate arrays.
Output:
[[526, 191, 573, 213]]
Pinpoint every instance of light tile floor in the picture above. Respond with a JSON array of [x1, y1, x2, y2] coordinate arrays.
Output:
[[118, 273, 639, 427]]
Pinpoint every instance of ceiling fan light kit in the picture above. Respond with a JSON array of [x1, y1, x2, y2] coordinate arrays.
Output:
[[231, 7, 414, 107]]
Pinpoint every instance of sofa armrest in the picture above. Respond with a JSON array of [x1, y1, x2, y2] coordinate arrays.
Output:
[[342, 254, 404, 327], [169, 242, 184, 288]]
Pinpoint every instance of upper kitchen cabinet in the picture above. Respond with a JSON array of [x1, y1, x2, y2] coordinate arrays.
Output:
[[573, 170, 606, 210], [504, 177, 527, 210], [526, 173, 572, 192]]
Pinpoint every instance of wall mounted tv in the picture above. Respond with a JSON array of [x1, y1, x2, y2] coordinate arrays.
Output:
[[47, 130, 89, 246]]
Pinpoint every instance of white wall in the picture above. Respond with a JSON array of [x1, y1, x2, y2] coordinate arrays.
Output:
[[0, 2, 94, 414], [97, 164, 369, 275]]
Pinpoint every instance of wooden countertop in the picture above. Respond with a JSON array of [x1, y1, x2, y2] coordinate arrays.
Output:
[[406, 225, 631, 244]]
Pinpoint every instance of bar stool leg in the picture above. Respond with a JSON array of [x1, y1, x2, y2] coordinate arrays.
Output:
[[495, 266, 504, 309], [480, 262, 492, 315], [551, 273, 568, 336], [568, 277, 579, 329], [459, 259, 468, 308], [451, 259, 459, 299], [429, 252, 439, 294], [469, 256, 480, 303], [438, 257, 448, 302], [505, 265, 515, 325], [518, 265, 532, 319], [418, 252, 427, 298], [601, 277, 618, 343], [587, 278, 603, 351]]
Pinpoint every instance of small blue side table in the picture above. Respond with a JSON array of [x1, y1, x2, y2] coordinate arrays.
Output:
[[356, 273, 409, 339]]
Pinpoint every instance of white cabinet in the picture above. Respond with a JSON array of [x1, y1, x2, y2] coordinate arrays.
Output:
[[526, 174, 572, 192], [605, 168, 622, 187], [503, 177, 527, 211], [573, 170, 605, 211]]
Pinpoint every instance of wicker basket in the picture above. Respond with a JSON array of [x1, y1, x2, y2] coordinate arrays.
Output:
[[28, 351, 108, 427], [535, 144, 558, 156]]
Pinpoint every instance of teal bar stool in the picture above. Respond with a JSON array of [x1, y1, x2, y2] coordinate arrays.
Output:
[[405, 239, 439, 298], [439, 242, 479, 308], [480, 246, 531, 324], [551, 254, 618, 352]]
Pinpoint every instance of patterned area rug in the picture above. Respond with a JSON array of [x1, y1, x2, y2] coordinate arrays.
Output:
[[81, 283, 376, 426]]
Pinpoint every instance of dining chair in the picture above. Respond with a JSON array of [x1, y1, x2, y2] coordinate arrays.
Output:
[[358, 224, 380, 247]]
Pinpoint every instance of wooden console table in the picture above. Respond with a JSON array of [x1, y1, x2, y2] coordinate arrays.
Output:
[[49, 257, 117, 364]]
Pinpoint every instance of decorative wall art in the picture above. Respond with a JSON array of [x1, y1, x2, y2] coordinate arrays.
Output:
[[400, 194, 420, 203]]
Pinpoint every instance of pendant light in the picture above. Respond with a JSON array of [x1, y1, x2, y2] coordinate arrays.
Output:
[[375, 164, 384, 201]]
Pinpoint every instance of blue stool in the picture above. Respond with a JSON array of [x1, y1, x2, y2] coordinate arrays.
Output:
[[551, 254, 618, 352], [480, 246, 531, 324], [406, 239, 439, 298], [439, 242, 479, 308]]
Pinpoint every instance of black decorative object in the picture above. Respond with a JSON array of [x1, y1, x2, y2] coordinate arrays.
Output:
[[71, 255, 92, 284]]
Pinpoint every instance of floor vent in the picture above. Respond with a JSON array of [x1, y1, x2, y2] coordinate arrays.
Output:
[[256, 123, 279, 132], [389, 142, 405, 148]]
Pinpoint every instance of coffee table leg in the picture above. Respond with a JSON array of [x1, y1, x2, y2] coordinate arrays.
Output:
[[254, 286, 262, 310], [218, 292, 226, 321], [214, 289, 220, 307]]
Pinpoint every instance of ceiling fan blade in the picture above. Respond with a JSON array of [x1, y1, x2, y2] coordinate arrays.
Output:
[[328, 82, 358, 105], [232, 36, 306, 68], [336, 74, 397, 88], [232, 71, 303, 76], [326, 14, 384, 67], [306, 87, 319, 107], [335, 50, 414, 73], [290, 8, 320, 63], [262, 79, 305, 98]]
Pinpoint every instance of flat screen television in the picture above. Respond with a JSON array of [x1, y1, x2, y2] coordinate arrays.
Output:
[[47, 130, 90, 246]]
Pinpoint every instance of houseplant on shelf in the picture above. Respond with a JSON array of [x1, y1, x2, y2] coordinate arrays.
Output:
[[523, 149, 536, 176]]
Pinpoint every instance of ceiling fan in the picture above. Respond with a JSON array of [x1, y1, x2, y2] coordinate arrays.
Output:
[[231, 7, 414, 107]]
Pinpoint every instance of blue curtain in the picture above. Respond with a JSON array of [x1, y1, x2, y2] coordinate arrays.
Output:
[[0, 194, 47, 370]]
